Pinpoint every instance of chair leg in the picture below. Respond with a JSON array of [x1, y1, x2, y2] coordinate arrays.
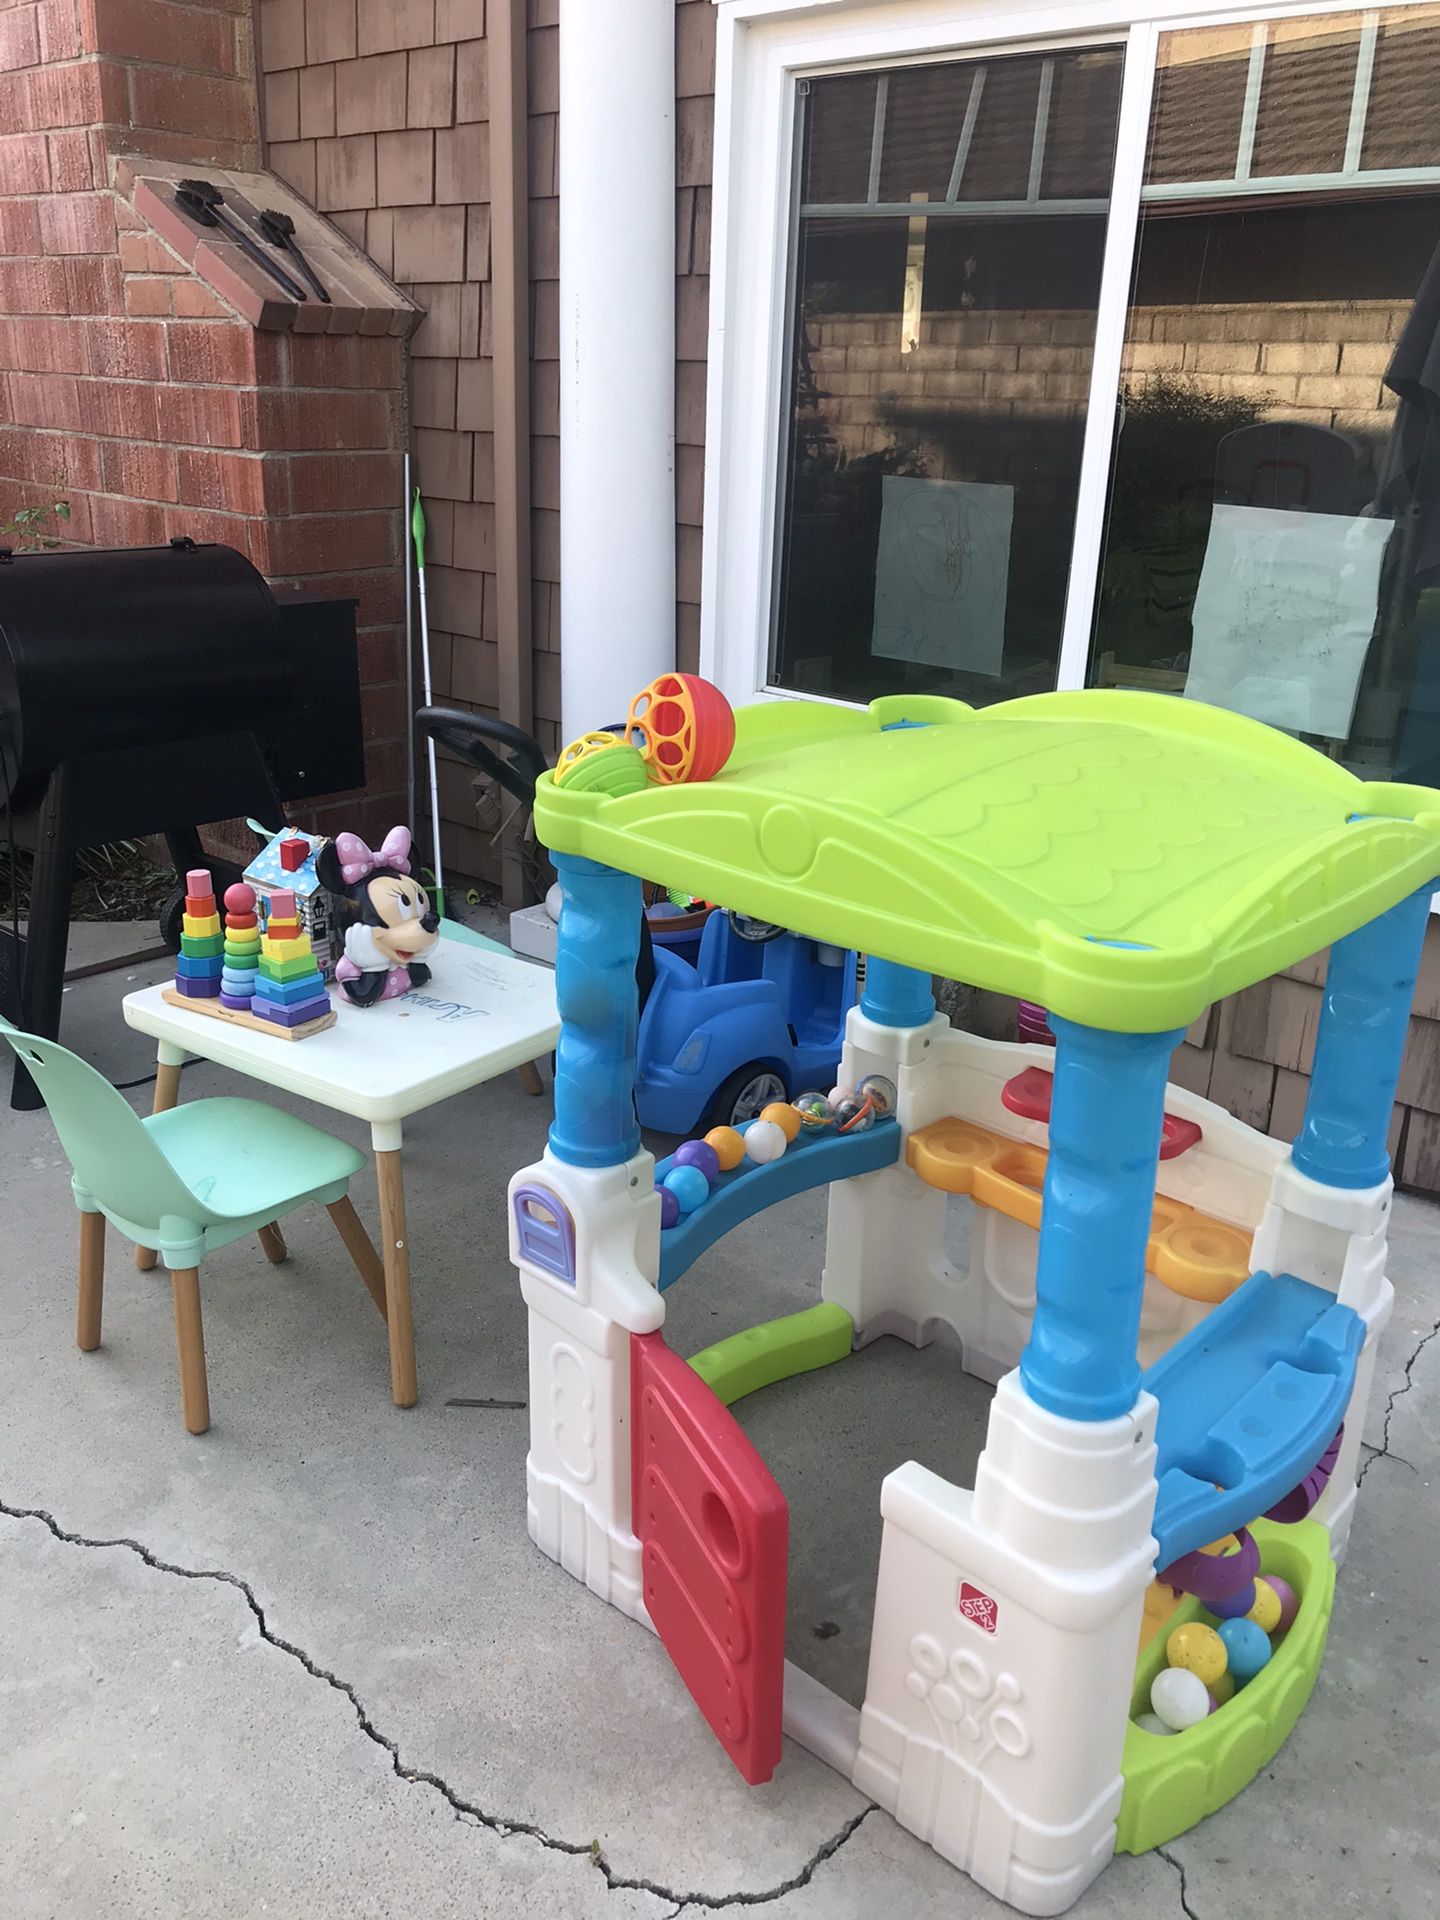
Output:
[[77, 1211, 105, 1351], [170, 1268, 210, 1435], [137, 1059, 183, 1272], [257, 1222, 288, 1264], [325, 1197, 389, 1323], [517, 1058, 544, 1097]]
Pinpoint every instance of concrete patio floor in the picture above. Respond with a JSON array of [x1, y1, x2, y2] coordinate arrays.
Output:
[[2, 931, 1437, 1918]]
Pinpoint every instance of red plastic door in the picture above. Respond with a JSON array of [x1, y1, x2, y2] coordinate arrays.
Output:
[[630, 1331, 788, 1784]]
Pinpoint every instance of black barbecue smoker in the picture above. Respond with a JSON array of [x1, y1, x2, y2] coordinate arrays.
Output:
[[0, 539, 364, 1110]]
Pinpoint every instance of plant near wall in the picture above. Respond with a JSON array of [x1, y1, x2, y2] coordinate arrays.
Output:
[[0, 499, 71, 550]]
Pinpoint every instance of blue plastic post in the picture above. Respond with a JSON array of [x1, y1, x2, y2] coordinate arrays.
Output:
[[548, 853, 643, 1168], [1292, 884, 1433, 1190], [860, 958, 934, 1029], [1020, 1016, 1185, 1423]]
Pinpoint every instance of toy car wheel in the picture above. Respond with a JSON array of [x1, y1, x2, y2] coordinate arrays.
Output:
[[710, 1063, 788, 1130]]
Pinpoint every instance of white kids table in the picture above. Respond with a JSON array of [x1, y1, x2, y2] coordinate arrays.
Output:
[[122, 924, 559, 1407]]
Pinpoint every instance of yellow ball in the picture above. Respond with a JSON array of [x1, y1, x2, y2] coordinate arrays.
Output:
[[1210, 1670, 1236, 1705], [1247, 1579, 1283, 1635], [704, 1126, 746, 1172], [760, 1101, 802, 1144], [1165, 1622, 1228, 1688]]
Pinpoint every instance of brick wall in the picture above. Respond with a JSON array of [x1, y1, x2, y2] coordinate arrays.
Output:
[[260, 0, 555, 883], [804, 299, 1406, 472], [0, 0, 409, 852]]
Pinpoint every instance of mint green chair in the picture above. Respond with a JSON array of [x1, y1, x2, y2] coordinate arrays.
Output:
[[1, 1024, 388, 1434]]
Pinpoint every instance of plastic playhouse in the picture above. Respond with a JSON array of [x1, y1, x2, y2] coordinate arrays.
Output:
[[507, 682, 1440, 1915]]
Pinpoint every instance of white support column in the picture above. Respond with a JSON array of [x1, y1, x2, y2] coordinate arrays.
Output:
[[559, 0, 676, 738]]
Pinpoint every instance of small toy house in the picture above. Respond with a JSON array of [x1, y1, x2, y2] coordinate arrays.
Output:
[[243, 828, 341, 982]]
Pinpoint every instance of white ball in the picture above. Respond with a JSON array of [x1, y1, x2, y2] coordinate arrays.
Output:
[[1150, 1667, 1209, 1732], [828, 1084, 855, 1108], [1134, 1712, 1176, 1737], [743, 1119, 788, 1165], [544, 882, 563, 923]]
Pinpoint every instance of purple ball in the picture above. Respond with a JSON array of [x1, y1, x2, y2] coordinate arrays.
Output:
[[658, 1185, 681, 1229], [1208, 1582, 1257, 1620], [673, 1139, 722, 1182]]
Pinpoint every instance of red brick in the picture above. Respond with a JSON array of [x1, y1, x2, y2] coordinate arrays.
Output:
[[256, 387, 391, 451], [62, 253, 121, 313], [359, 678, 405, 741], [81, 376, 160, 441], [36, 0, 82, 62], [286, 450, 401, 513], [118, 232, 181, 274], [166, 321, 256, 385], [123, 275, 173, 317], [155, 383, 257, 450], [175, 446, 267, 515], [7, 371, 84, 431], [101, 438, 179, 503], [265, 509, 395, 573], [0, 199, 43, 256], [0, 131, 49, 193], [2, 314, 88, 373], [90, 0, 236, 74], [307, 566, 403, 626], [86, 492, 169, 547], [27, 56, 124, 130], [38, 192, 116, 256], [129, 69, 256, 148], [46, 127, 96, 193], [0, 7, 41, 71], [357, 628, 400, 686], [87, 319, 167, 380], [287, 332, 404, 389], [45, 431, 102, 492], [0, 255, 67, 313], [171, 278, 233, 319]]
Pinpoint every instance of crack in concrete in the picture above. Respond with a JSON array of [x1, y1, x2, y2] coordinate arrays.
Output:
[[0, 1500, 875, 1912], [1356, 1317, 1440, 1485], [1156, 1844, 1199, 1920]]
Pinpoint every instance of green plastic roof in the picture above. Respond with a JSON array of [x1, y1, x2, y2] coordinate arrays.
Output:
[[535, 690, 1440, 1032]]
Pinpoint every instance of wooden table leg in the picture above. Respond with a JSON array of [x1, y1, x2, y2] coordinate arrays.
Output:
[[375, 1149, 417, 1407], [137, 1056, 183, 1271], [77, 1210, 105, 1351], [517, 1058, 545, 1097]]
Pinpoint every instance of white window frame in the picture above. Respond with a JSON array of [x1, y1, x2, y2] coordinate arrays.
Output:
[[700, 0, 1438, 706]]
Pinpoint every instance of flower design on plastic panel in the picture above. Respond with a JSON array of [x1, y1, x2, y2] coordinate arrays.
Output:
[[904, 1633, 1029, 1766]]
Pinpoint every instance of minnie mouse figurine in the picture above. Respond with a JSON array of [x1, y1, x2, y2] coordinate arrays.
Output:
[[316, 826, 441, 1006]]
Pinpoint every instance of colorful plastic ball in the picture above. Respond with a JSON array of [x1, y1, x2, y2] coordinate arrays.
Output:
[[658, 1185, 681, 1229], [1263, 1575, 1300, 1635], [833, 1095, 875, 1135], [1216, 1617, 1273, 1683], [663, 1164, 711, 1214], [553, 735, 651, 797], [673, 1139, 722, 1183], [625, 673, 735, 785], [1134, 1712, 1176, 1737], [224, 881, 256, 914], [1208, 1581, 1257, 1620], [829, 1083, 856, 1108], [1165, 1622, 1228, 1689], [760, 1101, 802, 1144], [704, 1125, 746, 1172], [792, 1091, 834, 1133], [1246, 1579, 1283, 1635], [743, 1119, 788, 1165], [1150, 1667, 1210, 1731], [857, 1073, 897, 1119], [1210, 1670, 1236, 1705]]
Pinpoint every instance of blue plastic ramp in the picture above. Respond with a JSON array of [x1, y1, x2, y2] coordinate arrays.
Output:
[[1144, 1270, 1363, 1569], [657, 1119, 900, 1291]]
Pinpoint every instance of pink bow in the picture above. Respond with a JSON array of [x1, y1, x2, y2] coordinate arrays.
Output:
[[335, 826, 412, 885]]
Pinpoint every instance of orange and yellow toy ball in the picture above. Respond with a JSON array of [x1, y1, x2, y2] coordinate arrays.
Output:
[[760, 1101, 802, 1143], [626, 672, 735, 785], [1165, 1621, 1228, 1689], [704, 1125, 746, 1172], [1246, 1579, 1283, 1635]]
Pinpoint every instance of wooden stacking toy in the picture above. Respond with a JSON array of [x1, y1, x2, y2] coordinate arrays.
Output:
[[163, 872, 337, 1040]]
